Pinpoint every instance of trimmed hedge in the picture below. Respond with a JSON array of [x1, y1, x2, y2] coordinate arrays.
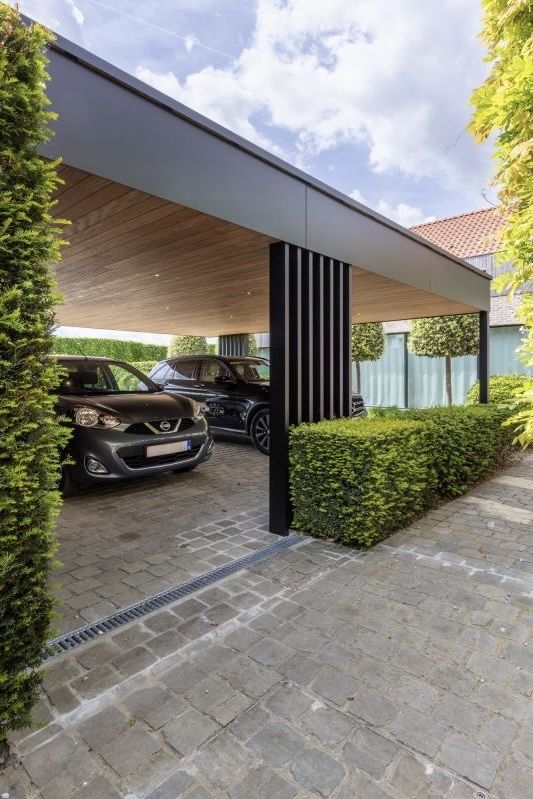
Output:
[[53, 336, 166, 361], [290, 405, 513, 548], [168, 335, 208, 357], [406, 406, 513, 496], [466, 374, 533, 406], [0, 10, 70, 744], [290, 417, 435, 548]]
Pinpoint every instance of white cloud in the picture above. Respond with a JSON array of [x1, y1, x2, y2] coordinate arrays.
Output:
[[66, 0, 84, 26], [135, 0, 490, 200], [349, 189, 435, 227]]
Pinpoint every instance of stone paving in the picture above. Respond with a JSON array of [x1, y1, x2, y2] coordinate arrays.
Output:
[[3, 454, 533, 798], [54, 441, 269, 633]]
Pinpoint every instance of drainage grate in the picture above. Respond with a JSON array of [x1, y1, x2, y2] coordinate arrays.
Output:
[[45, 532, 301, 660]]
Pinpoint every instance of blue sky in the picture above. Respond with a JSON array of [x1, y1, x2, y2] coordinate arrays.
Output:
[[14, 0, 495, 341]]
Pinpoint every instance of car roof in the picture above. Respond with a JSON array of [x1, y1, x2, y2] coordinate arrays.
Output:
[[53, 355, 125, 363], [169, 354, 265, 362]]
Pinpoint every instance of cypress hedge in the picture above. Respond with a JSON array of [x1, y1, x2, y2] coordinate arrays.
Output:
[[290, 405, 513, 548], [0, 9, 70, 745], [53, 336, 166, 361]]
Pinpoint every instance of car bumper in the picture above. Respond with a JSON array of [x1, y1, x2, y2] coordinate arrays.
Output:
[[69, 419, 213, 483]]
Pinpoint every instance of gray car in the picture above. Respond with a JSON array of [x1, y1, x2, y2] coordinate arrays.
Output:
[[55, 356, 213, 494]]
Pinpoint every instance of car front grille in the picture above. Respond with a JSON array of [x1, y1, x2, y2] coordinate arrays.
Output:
[[125, 418, 195, 435], [120, 444, 202, 469]]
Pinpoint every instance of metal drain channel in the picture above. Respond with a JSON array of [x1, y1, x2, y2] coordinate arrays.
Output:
[[45, 532, 301, 660]]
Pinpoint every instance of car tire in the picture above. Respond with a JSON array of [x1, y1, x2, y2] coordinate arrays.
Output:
[[250, 408, 270, 455], [60, 466, 81, 497]]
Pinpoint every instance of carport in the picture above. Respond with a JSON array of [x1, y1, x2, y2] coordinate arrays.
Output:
[[41, 30, 491, 539]]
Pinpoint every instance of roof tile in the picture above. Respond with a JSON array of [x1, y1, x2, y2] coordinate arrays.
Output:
[[410, 207, 505, 258]]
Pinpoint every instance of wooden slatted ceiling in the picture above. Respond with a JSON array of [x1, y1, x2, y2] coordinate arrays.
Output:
[[52, 165, 478, 334]]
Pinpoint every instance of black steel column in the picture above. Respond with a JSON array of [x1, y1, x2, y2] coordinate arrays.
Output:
[[478, 311, 489, 404], [219, 334, 248, 356], [403, 332, 409, 409], [269, 241, 352, 535]]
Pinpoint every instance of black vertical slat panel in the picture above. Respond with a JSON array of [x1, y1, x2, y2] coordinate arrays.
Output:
[[478, 311, 489, 404], [219, 334, 248, 356], [332, 261, 342, 416], [312, 253, 324, 422], [300, 250, 313, 422], [270, 242, 353, 534], [342, 263, 352, 417], [269, 242, 291, 534]]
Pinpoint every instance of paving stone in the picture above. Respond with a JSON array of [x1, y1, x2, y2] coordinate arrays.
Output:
[[71, 776, 122, 798], [71, 664, 122, 698], [192, 733, 255, 790], [163, 708, 219, 755], [390, 707, 446, 756], [290, 748, 345, 797], [301, 705, 354, 746], [146, 771, 193, 799], [333, 770, 393, 799], [75, 639, 122, 670], [278, 653, 323, 685], [144, 610, 180, 633], [228, 705, 271, 741], [100, 727, 161, 776], [250, 721, 306, 766], [439, 734, 501, 788], [347, 690, 398, 727], [77, 706, 129, 751], [23, 734, 96, 789], [313, 670, 359, 706], [231, 766, 297, 799], [393, 674, 440, 712], [389, 752, 453, 799], [494, 755, 533, 799], [147, 629, 188, 657], [162, 661, 207, 694], [249, 638, 292, 666], [473, 682, 528, 721], [186, 676, 235, 714], [342, 725, 399, 779], [113, 645, 157, 676], [45, 684, 80, 714], [265, 684, 312, 721]]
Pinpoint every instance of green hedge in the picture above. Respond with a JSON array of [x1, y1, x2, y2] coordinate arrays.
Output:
[[406, 406, 512, 496], [290, 405, 513, 548], [466, 374, 533, 406], [0, 10, 70, 744], [290, 417, 435, 548], [53, 336, 166, 362]]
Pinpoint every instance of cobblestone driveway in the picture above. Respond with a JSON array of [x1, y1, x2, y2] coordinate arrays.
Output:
[[54, 440, 269, 633], [4, 455, 533, 798]]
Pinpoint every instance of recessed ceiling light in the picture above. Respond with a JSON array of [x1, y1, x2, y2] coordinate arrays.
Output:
[[154, 273, 160, 277]]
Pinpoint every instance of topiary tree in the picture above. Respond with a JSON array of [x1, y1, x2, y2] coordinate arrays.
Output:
[[409, 314, 479, 406], [167, 335, 208, 357], [0, 8, 70, 749], [351, 322, 384, 392]]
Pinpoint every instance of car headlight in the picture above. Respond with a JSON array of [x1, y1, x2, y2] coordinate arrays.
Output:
[[190, 400, 207, 420], [74, 407, 120, 428]]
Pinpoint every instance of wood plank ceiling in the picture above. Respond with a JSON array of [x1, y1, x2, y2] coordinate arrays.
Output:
[[52, 165, 478, 335]]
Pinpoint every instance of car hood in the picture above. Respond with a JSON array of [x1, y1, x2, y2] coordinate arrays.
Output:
[[58, 390, 195, 422]]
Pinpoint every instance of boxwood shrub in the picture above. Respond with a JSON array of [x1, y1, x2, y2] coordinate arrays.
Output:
[[290, 417, 435, 548], [466, 374, 533, 406], [53, 336, 166, 361], [290, 405, 513, 548], [406, 406, 513, 496]]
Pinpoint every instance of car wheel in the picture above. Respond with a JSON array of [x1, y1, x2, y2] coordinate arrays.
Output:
[[250, 409, 270, 454], [60, 466, 81, 497]]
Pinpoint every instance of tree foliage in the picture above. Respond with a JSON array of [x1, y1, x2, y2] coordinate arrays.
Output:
[[0, 7, 69, 744], [351, 322, 384, 392], [409, 315, 479, 406], [167, 335, 208, 357], [469, 0, 533, 442]]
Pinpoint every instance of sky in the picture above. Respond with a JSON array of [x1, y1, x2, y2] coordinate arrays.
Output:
[[14, 0, 495, 342]]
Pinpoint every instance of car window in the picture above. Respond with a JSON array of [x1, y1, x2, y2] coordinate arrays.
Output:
[[56, 361, 156, 394], [199, 359, 232, 383], [169, 360, 197, 380], [152, 364, 173, 383]]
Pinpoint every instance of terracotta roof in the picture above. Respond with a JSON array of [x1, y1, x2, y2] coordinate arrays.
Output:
[[410, 207, 505, 258]]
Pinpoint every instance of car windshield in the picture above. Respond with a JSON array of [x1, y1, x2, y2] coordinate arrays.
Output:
[[55, 360, 160, 395], [231, 359, 270, 382]]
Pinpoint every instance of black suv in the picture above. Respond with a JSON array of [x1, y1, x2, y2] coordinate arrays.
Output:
[[148, 355, 365, 454]]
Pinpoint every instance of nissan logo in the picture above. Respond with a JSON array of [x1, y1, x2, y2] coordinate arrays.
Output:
[[159, 420, 171, 432]]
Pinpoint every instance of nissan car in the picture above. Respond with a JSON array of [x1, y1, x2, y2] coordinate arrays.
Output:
[[148, 354, 366, 454], [54, 356, 213, 494]]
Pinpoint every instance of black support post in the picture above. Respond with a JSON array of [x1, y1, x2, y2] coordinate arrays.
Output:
[[219, 333, 248, 356], [269, 241, 352, 535], [478, 311, 489, 404]]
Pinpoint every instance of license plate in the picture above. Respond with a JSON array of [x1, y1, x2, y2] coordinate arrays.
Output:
[[146, 440, 192, 458]]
